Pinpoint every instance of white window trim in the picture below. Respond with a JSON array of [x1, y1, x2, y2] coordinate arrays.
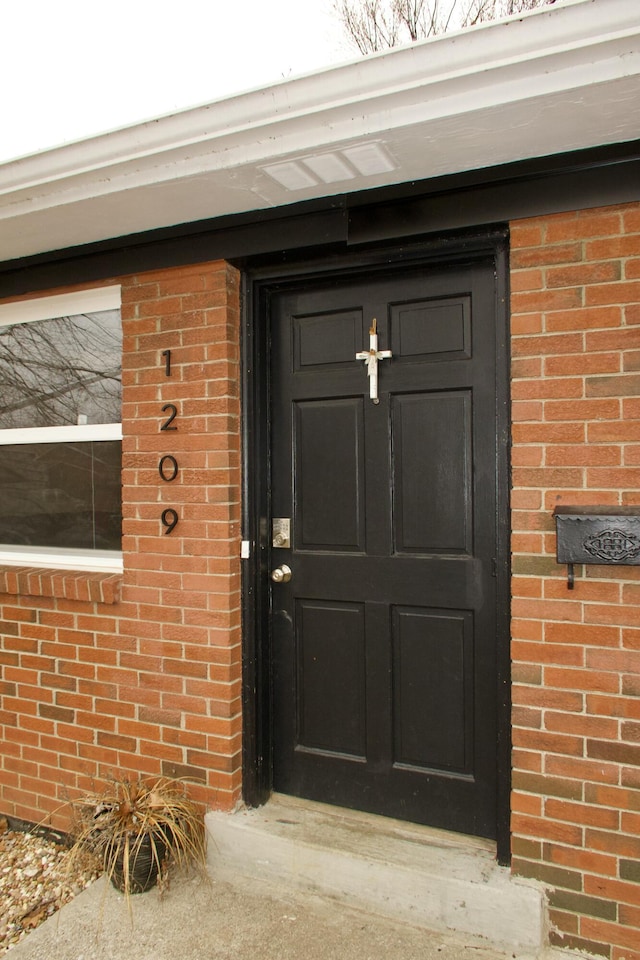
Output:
[[0, 286, 123, 574], [0, 422, 123, 445], [0, 545, 123, 573], [0, 286, 121, 327]]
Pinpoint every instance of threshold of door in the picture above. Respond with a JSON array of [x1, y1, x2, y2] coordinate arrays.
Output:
[[206, 794, 545, 956]]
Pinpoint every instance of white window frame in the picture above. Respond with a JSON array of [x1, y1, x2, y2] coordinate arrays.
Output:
[[0, 286, 123, 573]]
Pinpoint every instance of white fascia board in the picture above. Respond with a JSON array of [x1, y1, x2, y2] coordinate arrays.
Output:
[[1, 0, 633, 189], [2, 0, 636, 184], [0, 0, 638, 261]]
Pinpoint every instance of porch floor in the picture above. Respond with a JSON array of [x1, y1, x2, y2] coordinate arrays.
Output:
[[206, 794, 546, 956]]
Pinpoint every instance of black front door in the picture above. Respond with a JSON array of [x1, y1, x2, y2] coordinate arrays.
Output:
[[269, 255, 503, 839]]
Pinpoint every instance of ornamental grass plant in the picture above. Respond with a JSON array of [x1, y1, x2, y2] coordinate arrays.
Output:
[[67, 776, 207, 897]]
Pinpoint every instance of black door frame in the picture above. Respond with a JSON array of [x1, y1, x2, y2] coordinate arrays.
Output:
[[241, 229, 512, 863]]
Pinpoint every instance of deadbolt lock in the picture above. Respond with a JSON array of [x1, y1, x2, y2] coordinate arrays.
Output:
[[272, 518, 291, 548]]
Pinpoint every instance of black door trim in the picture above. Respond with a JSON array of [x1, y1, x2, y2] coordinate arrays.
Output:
[[241, 229, 511, 863]]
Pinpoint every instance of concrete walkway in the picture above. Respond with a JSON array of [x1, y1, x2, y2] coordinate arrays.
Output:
[[8, 872, 534, 960]]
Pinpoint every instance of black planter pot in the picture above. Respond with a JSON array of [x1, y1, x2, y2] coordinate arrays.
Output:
[[109, 832, 167, 894]]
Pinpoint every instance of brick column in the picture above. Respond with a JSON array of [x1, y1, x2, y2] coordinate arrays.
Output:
[[120, 261, 242, 809]]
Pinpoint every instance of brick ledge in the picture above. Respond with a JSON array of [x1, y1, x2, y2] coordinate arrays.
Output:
[[0, 566, 122, 604]]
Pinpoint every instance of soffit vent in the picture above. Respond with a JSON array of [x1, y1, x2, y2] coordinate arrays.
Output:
[[261, 141, 397, 190]]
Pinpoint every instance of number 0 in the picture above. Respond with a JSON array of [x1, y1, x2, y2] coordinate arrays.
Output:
[[158, 455, 178, 482]]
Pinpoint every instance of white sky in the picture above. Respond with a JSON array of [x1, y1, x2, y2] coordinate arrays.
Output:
[[0, 0, 351, 163]]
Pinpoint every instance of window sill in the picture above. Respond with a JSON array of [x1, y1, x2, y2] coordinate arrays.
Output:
[[0, 546, 122, 573], [0, 566, 122, 604]]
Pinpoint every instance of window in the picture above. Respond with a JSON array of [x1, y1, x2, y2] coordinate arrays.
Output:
[[0, 287, 122, 572]]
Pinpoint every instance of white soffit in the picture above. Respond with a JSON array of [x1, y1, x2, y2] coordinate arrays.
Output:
[[0, 0, 639, 263]]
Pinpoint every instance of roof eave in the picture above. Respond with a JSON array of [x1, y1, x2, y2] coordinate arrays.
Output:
[[1, 0, 639, 262]]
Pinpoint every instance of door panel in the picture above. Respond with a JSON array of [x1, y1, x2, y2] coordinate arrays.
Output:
[[294, 310, 362, 369], [390, 296, 471, 360], [296, 599, 366, 757], [270, 259, 500, 839], [392, 606, 473, 773], [392, 392, 472, 554], [295, 399, 365, 551]]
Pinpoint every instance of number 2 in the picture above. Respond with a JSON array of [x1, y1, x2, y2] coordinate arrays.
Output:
[[161, 403, 178, 431]]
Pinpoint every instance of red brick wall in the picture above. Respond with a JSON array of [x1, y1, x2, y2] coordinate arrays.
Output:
[[0, 260, 242, 823], [510, 202, 640, 960]]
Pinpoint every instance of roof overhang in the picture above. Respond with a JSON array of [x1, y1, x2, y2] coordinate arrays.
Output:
[[1, 0, 639, 264]]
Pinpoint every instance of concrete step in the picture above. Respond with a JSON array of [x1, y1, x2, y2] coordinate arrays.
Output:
[[206, 794, 546, 956]]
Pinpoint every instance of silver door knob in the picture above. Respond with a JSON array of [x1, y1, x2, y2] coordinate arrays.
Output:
[[271, 564, 292, 583]]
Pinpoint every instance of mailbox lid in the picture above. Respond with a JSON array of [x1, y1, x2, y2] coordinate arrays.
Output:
[[553, 506, 640, 565]]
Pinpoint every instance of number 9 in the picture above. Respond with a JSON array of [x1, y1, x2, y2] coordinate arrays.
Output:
[[161, 508, 179, 535]]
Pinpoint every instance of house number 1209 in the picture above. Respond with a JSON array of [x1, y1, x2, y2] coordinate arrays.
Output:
[[160, 349, 179, 534]]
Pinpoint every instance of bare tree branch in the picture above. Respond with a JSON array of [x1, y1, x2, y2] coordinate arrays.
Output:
[[334, 0, 557, 53], [0, 311, 121, 429]]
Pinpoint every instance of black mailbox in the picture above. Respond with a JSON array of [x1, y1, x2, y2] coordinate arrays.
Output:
[[553, 506, 640, 588]]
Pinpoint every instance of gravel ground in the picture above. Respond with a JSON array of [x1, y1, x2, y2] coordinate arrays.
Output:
[[0, 817, 101, 954]]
